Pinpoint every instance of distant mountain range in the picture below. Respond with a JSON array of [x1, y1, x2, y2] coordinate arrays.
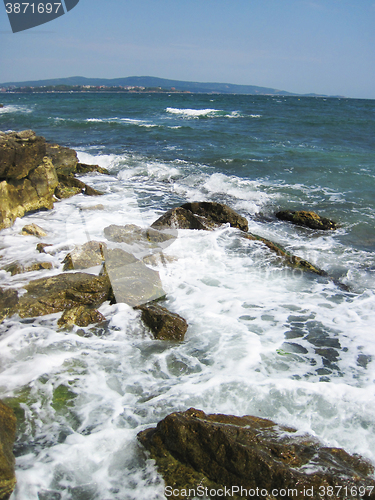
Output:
[[0, 75, 329, 96]]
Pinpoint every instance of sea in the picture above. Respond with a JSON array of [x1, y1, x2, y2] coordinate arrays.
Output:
[[0, 92, 375, 499]]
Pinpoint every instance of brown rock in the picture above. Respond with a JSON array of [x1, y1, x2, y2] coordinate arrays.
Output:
[[36, 243, 53, 253], [4, 261, 52, 276], [45, 143, 78, 176], [0, 130, 46, 180], [138, 408, 375, 500], [151, 207, 208, 230], [0, 288, 18, 323], [55, 174, 103, 199], [17, 272, 112, 318], [182, 201, 249, 231], [76, 163, 109, 175], [21, 223, 47, 237], [0, 401, 16, 500], [57, 305, 106, 327], [62, 240, 106, 271], [135, 303, 188, 340], [276, 210, 337, 230]]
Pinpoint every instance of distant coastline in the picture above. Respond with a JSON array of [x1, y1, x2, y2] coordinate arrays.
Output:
[[0, 75, 343, 97]]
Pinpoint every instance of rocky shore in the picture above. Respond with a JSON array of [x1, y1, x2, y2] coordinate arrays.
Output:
[[1, 130, 366, 500]]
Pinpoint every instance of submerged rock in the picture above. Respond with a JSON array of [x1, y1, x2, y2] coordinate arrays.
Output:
[[104, 224, 175, 250], [0, 401, 16, 500], [135, 303, 188, 340], [17, 272, 112, 318], [138, 408, 375, 500], [4, 261, 52, 276], [276, 210, 337, 230]]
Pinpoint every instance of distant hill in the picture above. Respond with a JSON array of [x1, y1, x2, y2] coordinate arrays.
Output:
[[0, 75, 302, 95]]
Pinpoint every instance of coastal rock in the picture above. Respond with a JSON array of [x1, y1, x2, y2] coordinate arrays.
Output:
[[4, 261, 52, 276], [0, 130, 46, 180], [76, 163, 109, 175], [0, 156, 58, 230], [138, 408, 375, 500], [151, 207, 208, 230], [36, 243, 53, 253], [55, 173, 103, 199], [102, 247, 165, 307], [135, 303, 188, 340], [182, 202, 249, 231], [62, 240, 106, 271], [276, 210, 337, 230], [17, 272, 112, 318], [45, 143, 78, 176], [21, 223, 47, 237], [0, 401, 16, 500], [104, 224, 175, 248], [57, 305, 106, 328], [151, 202, 248, 231], [0, 288, 18, 323], [242, 232, 327, 276]]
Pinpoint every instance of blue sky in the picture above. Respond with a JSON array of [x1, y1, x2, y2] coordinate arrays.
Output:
[[1, 0, 374, 98]]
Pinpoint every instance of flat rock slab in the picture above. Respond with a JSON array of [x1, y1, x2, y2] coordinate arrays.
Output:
[[138, 408, 375, 500], [104, 224, 176, 249], [102, 248, 166, 307], [276, 210, 337, 230], [17, 272, 112, 318]]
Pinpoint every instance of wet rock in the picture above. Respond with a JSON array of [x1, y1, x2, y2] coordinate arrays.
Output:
[[135, 303, 188, 340], [55, 174, 103, 199], [36, 243, 53, 253], [79, 204, 105, 211], [138, 408, 375, 500], [76, 163, 109, 175], [57, 305, 106, 328], [4, 261, 52, 276], [17, 272, 112, 318], [242, 232, 327, 276], [0, 401, 16, 500], [276, 210, 337, 230], [0, 288, 18, 323], [45, 143, 78, 176], [104, 224, 175, 249], [0, 130, 46, 180], [0, 157, 58, 230], [102, 248, 166, 307], [62, 240, 106, 271], [21, 223, 47, 237], [182, 201, 249, 231], [151, 202, 249, 232], [151, 206, 208, 230], [0, 105, 3, 108]]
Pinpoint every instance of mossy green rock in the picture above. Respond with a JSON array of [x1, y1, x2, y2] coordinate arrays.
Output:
[[57, 305, 106, 327], [17, 272, 112, 318], [0, 288, 18, 323], [138, 408, 375, 500], [0, 401, 16, 500]]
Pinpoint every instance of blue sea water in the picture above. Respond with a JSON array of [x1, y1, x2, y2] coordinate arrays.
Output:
[[0, 93, 375, 499]]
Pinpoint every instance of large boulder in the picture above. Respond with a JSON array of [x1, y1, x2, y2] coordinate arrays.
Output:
[[0, 130, 46, 180], [0, 157, 58, 230], [0, 401, 16, 500], [138, 408, 375, 500], [17, 272, 112, 318], [135, 303, 188, 340], [276, 210, 337, 230], [151, 206, 208, 230]]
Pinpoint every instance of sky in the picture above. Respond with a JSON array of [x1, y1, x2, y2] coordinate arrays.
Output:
[[0, 0, 374, 99]]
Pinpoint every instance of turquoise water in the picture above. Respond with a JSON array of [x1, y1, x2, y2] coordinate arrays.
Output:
[[1, 93, 375, 499]]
